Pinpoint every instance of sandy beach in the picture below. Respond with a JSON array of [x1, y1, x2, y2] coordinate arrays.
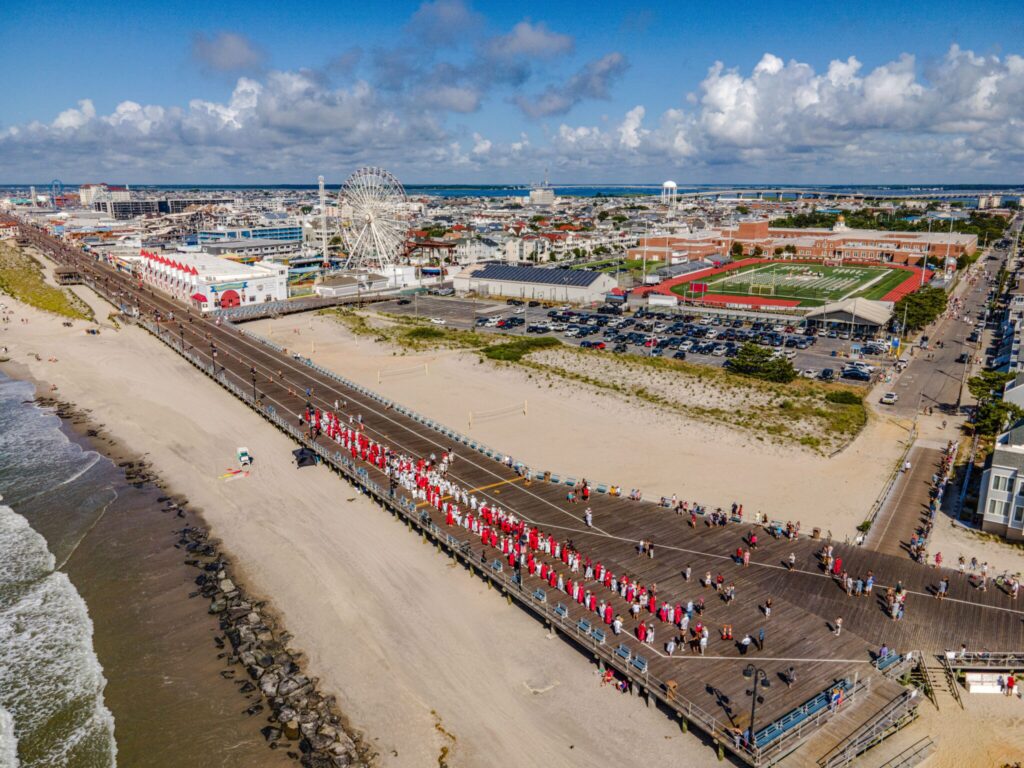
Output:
[[3, 279, 1022, 768], [249, 311, 908, 538], [1, 292, 722, 766]]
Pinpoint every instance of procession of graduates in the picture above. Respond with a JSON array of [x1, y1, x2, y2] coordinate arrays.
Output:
[[305, 402, 751, 661]]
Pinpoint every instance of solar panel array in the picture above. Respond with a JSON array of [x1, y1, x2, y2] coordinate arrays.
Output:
[[470, 264, 602, 287]]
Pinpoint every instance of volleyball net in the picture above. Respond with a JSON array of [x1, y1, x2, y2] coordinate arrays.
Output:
[[469, 400, 528, 429], [377, 362, 429, 384]]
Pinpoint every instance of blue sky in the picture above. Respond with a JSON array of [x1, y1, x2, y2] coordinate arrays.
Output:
[[3, 0, 1024, 183]]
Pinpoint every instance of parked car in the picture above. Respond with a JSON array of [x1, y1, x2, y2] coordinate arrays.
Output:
[[819, 368, 835, 381], [800, 368, 817, 379], [430, 317, 446, 325], [841, 367, 872, 382], [879, 392, 899, 405]]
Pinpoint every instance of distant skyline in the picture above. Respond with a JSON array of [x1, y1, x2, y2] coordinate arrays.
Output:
[[3, 0, 1024, 184]]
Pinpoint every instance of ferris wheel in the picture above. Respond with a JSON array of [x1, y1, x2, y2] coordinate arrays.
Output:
[[340, 167, 408, 271]]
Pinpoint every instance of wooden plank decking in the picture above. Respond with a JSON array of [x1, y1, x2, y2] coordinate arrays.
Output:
[[13, 218, 1024, 767]]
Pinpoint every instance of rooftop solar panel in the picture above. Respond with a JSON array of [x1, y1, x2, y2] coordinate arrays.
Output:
[[470, 265, 601, 287]]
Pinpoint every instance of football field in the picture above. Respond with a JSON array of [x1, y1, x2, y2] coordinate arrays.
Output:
[[672, 262, 911, 306]]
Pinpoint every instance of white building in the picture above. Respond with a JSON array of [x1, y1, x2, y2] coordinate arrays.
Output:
[[453, 264, 617, 303], [131, 249, 288, 312], [976, 419, 1024, 541], [453, 237, 501, 264]]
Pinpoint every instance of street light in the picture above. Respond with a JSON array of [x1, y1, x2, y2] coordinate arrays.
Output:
[[742, 664, 770, 751], [250, 366, 257, 402]]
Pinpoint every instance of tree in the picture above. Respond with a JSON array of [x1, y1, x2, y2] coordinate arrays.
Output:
[[736, 205, 750, 214], [597, 211, 610, 221], [784, 244, 797, 255], [300, 205, 313, 214], [726, 343, 796, 383], [773, 247, 784, 256], [893, 287, 948, 331], [730, 242, 745, 258], [967, 370, 1015, 404], [752, 245, 764, 257], [967, 370, 1020, 436]]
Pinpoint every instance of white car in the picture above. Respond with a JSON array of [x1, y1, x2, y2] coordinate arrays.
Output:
[[801, 368, 817, 379], [430, 317, 446, 325], [512, 307, 525, 314], [879, 392, 899, 405]]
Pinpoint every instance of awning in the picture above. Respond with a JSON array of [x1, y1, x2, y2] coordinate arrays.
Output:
[[190, 292, 208, 302]]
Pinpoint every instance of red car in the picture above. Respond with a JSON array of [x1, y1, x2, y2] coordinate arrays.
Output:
[[593, 341, 606, 350]]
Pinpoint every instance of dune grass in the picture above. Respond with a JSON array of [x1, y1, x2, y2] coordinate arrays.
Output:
[[0, 244, 93, 321]]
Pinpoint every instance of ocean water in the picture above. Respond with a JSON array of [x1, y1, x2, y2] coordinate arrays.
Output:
[[0, 376, 116, 768]]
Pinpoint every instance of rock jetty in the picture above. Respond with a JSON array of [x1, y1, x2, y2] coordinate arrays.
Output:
[[180, 524, 371, 767]]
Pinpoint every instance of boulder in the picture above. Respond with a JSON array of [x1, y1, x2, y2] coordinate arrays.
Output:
[[260, 726, 282, 742], [259, 672, 281, 698], [283, 720, 301, 741]]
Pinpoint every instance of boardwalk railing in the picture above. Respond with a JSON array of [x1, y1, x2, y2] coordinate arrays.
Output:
[[816, 688, 919, 768], [871, 737, 934, 768], [860, 426, 917, 544], [129, 315, 865, 768], [944, 650, 1024, 669]]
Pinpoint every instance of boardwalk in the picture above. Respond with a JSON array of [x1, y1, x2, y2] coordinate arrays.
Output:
[[865, 445, 943, 559], [13, 219, 1024, 767]]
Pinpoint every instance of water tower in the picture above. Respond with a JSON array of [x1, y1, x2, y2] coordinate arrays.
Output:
[[661, 180, 678, 206]]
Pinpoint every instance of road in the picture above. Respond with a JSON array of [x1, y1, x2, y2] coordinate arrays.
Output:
[[886, 240, 1012, 419]]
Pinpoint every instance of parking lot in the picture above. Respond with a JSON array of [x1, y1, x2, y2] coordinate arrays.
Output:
[[373, 295, 893, 384]]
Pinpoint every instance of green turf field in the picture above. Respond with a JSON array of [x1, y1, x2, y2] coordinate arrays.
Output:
[[670, 262, 910, 306]]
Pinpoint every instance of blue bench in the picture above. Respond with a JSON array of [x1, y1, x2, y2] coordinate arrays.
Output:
[[615, 643, 632, 662], [631, 654, 648, 673], [577, 618, 592, 634], [490, 560, 503, 573], [591, 628, 607, 645], [875, 653, 902, 673], [754, 679, 852, 749], [554, 603, 569, 619], [549, 474, 560, 484], [595, 484, 608, 494], [564, 477, 577, 486], [532, 589, 547, 603]]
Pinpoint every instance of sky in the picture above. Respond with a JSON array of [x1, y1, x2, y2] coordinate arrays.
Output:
[[2, 0, 1024, 184]]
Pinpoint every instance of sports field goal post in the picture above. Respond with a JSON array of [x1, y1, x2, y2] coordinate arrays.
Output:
[[823, 256, 843, 267], [748, 283, 775, 296]]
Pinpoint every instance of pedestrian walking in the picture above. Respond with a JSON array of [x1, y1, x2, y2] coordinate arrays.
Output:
[[834, 617, 843, 636], [786, 666, 796, 689], [758, 627, 765, 651]]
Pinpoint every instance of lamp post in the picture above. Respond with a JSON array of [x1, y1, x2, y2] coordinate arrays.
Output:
[[743, 664, 770, 752], [250, 366, 257, 403], [179, 323, 184, 353], [209, 342, 217, 374]]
